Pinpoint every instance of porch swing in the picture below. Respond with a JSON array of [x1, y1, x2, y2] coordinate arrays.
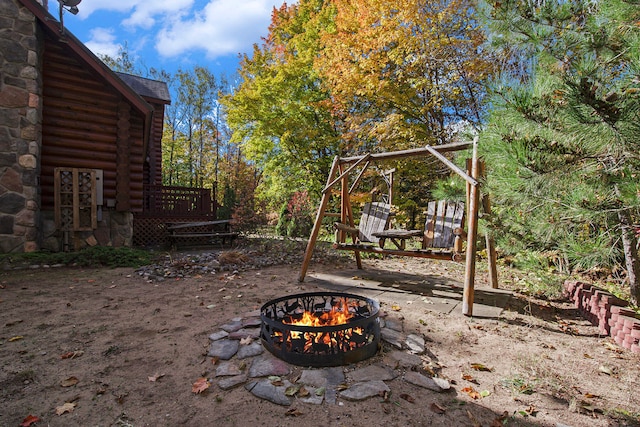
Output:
[[298, 138, 499, 316]]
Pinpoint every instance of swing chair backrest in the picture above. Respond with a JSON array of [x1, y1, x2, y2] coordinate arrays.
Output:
[[423, 200, 466, 249], [358, 202, 392, 243]]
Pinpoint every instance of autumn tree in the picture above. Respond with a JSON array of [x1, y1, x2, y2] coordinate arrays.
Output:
[[222, 0, 341, 208], [481, 0, 640, 304], [317, 0, 495, 151]]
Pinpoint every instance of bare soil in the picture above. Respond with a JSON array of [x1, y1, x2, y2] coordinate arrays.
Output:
[[1, 239, 639, 427]]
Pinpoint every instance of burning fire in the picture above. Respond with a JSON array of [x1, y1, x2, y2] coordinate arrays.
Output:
[[276, 297, 369, 354], [284, 297, 355, 327]]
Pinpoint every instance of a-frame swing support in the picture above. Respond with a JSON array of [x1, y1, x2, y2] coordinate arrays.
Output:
[[298, 138, 498, 317]]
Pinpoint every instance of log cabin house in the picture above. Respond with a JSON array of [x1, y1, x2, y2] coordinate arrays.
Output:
[[0, 0, 216, 252]]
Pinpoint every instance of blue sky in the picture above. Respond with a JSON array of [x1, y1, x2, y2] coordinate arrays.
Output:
[[47, 0, 294, 78]]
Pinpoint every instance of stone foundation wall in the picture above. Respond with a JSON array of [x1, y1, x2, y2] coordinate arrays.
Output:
[[40, 210, 133, 252], [0, 0, 43, 253]]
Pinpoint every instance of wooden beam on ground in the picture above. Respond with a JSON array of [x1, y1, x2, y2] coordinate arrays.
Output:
[[462, 141, 480, 316], [332, 244, 462, 261], [299, 156, 340, 282]]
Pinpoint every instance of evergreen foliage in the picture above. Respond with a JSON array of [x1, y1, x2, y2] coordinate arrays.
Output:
[[481, 0, 640, 303]]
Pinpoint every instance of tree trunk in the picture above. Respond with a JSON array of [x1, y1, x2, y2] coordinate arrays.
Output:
[[617, 207, 640, 305]]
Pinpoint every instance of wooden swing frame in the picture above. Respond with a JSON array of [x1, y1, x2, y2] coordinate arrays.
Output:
[[298, 138, 499, 316]]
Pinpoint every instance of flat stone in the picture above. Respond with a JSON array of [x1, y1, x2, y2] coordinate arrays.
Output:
[[340, 380, 390, 401], [299, 367, 344, 405], [403, 371, 450, 392], [208, 330, 229, 341], [236, 342, 264, 359], [405, 334, 425, 354], [208, 339, 239, 360], [381, 328, 404, 349], [348, 364, 397, 382], [383, 317, 404, 332], [245, 379, 292, 406], [215, 360, 243, 377], [228, 328, 261, 340], [218, 374, 247, 390], [242, 316, 262, 328], [220, 319, 243, 332], [386, 350, 422, 369], [248, 354, 290, 378]]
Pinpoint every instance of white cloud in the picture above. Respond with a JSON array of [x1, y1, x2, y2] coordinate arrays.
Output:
[[68, 0, 294, 61], [75, 0, 195, 29], [84, 27, 121, 58], [155, 0, 282, 58]]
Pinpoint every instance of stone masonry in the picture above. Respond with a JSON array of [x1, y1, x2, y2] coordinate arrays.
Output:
[[0, 0, 43, 252]]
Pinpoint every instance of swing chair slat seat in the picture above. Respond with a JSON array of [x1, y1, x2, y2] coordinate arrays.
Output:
[[333, 201, 392, 244], [336, 200, 467, 261]]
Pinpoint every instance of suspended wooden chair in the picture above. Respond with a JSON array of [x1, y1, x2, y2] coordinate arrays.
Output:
[[298, 138, 499, 317], [373, 200, 466, 260]]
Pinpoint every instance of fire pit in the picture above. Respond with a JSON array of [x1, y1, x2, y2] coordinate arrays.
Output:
[[260, 292, 380, 367]]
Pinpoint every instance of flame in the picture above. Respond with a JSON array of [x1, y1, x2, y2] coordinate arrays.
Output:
[[271, 297, 371, 355], [283, 297, 355, 327]]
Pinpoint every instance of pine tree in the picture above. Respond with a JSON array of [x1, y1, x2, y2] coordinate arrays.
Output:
[[482, 0, 640, 304]]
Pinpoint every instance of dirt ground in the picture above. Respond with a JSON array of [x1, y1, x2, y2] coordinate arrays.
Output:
[[1, 239, 639, 427]]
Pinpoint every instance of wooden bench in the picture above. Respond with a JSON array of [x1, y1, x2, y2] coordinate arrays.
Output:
[[373, 200, 466, 260], [167, 220, 238, 248]]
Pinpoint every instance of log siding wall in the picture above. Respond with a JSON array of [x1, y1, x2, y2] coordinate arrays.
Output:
[[40, 36, 145, 213]]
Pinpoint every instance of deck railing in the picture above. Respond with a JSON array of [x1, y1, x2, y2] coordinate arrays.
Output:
[[141, 184, 216, 219]]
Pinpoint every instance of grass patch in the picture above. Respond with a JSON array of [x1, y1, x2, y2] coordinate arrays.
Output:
[[500, 375, 536, 395], [0, 246, 155, 268]]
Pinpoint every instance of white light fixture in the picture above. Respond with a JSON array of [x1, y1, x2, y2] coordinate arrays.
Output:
[[57, 0, 81, 33]]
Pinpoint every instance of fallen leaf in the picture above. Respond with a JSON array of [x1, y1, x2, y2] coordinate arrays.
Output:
[[55, 402, 76, 415], [336, 383, 349, 391], [60, 376, 79, 387], [20, 415, 41, 427], [461, 373, 479, 384], [524, 405, 538, 416], [240, 336, 253, 345], [60, 350, 84, 359], [192, 377, 210, 394], [315, 387, 325, 396], [598, 365, 614, 376], [470, 363, 493, 372], [480, 390, 491, 398], [430, 402, 446, 414], [285, 384, 301, 396], [298, 386, 310, 397], [285, 408, 303, 417], [399, 393, 415, 403], [583, 353, 592, 359], [148, 373, 165, 382], [9, 335, 24, 342], [210, 356, 220, 365], [461, 386, 481, 400], [584, 392, 599, 399], [391, 304, 401, 311], [5, 319, 23, 327]]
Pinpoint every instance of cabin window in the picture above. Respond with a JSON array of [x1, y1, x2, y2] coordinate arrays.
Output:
[[54, 168, 97, 231]]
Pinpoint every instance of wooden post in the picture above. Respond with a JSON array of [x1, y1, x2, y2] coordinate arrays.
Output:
[[462, 142, 480, 316], [480, 161, 499, 289], [299, 156, 340, 282], [341, 167, 362, 269]]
